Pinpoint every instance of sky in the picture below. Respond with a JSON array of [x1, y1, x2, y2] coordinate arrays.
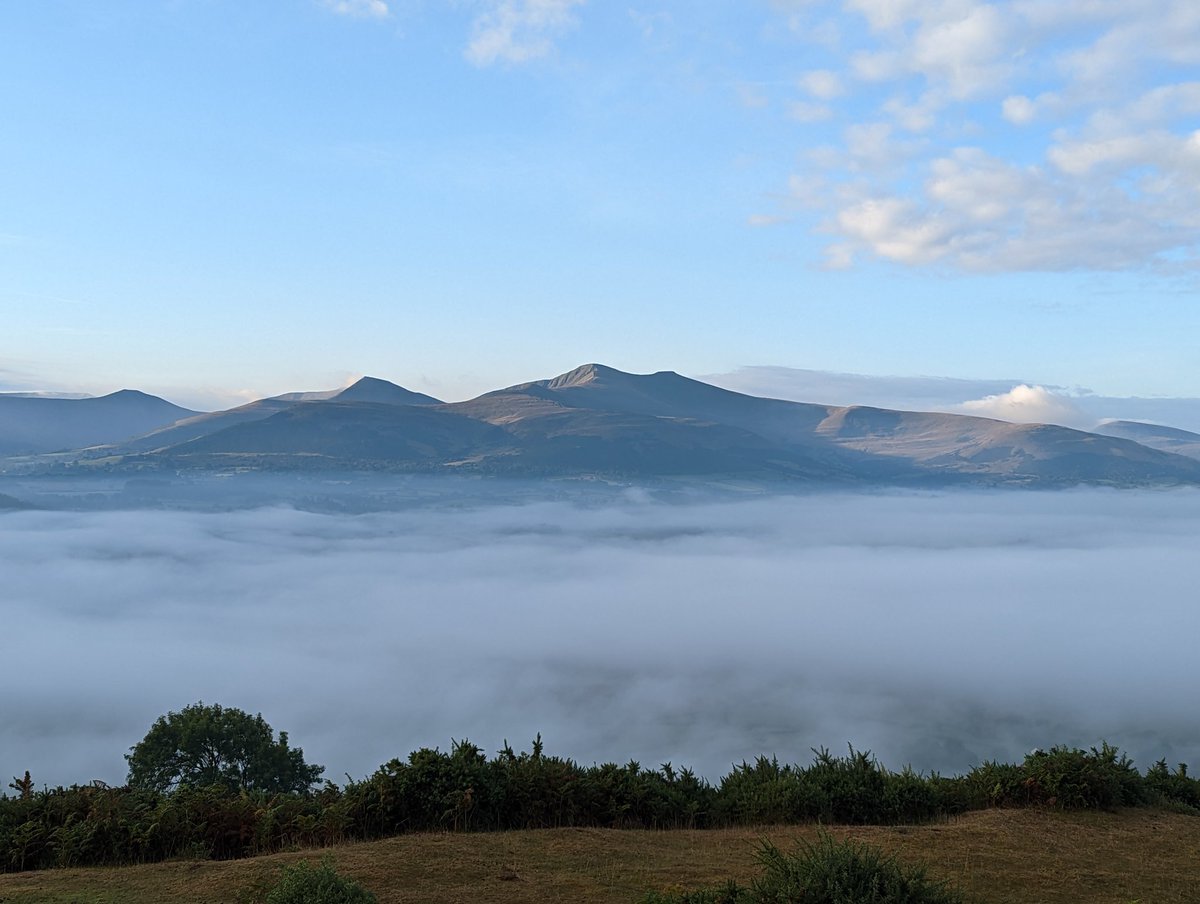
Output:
[[3, 1, 1200, 410], [5, 490, 1199, 787]]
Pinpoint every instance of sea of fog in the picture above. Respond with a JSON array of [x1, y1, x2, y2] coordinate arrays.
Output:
[[3, 488, 1198, 788]]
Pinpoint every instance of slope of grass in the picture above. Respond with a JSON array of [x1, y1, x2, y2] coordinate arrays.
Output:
[[1, 808, 1197, 904]]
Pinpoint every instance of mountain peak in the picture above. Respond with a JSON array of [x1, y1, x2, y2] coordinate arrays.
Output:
[[547, 363, 620, 389], [334, 377, 442, 406], [546, 363, 686, 390]]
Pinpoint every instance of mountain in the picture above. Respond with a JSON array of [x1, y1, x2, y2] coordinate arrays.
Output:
[[112, 377, 442, 454], [1092, 420, 1200, 461], [0, 390, 197, 456], [161, 401, 506, 467], [332, 376, 441, 406], [10, 365, 1200, 487], [444, 364, 1200, 485]]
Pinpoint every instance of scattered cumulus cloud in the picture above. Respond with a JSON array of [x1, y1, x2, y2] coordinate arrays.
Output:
[[1001, 94, 1037, 125], [465, 0, 585, 66], [771, 1, 1200, 273]]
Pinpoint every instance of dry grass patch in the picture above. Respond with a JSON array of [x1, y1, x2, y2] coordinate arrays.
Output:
[[1, 809, 1197, 904]]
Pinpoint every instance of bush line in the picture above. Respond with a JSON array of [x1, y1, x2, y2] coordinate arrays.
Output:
[[3, 739, 1196, 872]]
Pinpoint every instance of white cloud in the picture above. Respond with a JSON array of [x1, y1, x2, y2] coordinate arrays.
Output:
[[465, 0, 585, 67], [1001, 94, 1036, 124], [771, 1, 1200, 273], [320, 0, 389, 18], [958, 384, 1092, 428], [799, 68, 844, 99], [825, 143, 1200, 272]]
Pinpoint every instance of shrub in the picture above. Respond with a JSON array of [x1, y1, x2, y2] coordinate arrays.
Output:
[[1144, 759, 1200, 811], [641, 832, 968, 904], [1019, 744, 1145, 809], [262, 856, 376, 904]]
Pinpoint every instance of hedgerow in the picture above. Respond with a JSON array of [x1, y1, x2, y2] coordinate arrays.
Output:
[[3, 739, 1196, 873]]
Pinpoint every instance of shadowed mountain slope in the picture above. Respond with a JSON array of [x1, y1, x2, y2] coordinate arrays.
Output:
[[113, 378, 441, 454], [161, 401, 507, 467], [0, 390, 197, 455]]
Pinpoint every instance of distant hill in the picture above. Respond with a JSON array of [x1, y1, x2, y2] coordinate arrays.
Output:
[[1093, 420, 1200, 461], [110, 377, 443, 454], [0, 390, 197, 455], [168, 400, 505, 466], [10, 365, 1200, 487]]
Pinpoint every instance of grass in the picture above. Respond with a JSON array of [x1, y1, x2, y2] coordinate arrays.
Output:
[[0, 808, 1197, 904]]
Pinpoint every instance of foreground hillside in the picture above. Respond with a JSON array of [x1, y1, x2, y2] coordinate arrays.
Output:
[[1, 809, 1196, 904]]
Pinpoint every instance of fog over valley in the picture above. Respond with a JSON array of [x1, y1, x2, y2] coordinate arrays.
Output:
[[3, 488, 1196, 789]]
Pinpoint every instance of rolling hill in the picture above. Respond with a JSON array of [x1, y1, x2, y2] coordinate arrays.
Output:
[[0, 390, 197, 455], [1093, 420, 1200, 460]]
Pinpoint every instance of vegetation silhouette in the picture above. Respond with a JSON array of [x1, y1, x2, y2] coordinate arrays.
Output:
[[125, 702, 323, 795], [2, 718, 1197, 874]]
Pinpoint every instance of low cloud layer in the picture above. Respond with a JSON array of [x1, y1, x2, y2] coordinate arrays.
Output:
[[4, 490, 1199, 788]]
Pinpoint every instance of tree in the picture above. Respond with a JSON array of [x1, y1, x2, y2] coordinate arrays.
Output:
[[125, 702, 324, 794]]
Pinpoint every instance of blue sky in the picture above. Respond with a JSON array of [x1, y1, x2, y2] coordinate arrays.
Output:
[[3, 1, 1199, 410]]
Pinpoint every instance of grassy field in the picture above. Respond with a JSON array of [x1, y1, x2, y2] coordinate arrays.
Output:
[[1, 808, 1197, 904]]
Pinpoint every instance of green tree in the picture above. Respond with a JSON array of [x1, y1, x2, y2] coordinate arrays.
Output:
[[125, 702, 323, 794]]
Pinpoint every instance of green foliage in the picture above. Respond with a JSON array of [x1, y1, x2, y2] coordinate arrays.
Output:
[[956, 744, 1147, 810], [234, 855, 376, 904], [2, 735, 1194, 875], [641, 833, 967, 904], [125, 702, 324, 795], [713, 747, 947, 826], [1018, 744, 1145, 809], [1144, 759, 1200, 812], [259, 856, 377, 904]]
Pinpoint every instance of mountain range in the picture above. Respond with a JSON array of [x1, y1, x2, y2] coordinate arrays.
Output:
[[5, 364, 1200, 488]]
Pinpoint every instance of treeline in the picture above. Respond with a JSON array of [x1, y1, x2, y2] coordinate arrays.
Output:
[[3, 739, 1197, 873]]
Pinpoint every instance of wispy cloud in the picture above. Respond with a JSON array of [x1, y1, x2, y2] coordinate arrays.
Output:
[[465, 0, 585, 66], [319, 0, 390, 18]]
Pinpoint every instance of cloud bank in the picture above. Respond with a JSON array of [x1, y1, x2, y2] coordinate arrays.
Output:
[[4, 490, 1199, 788]]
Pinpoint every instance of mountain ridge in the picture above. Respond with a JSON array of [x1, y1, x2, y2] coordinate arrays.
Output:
[[5, 364, 1200, 488]]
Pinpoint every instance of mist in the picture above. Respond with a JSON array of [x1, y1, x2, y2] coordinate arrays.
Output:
[[3, 488, 1198, 789]]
